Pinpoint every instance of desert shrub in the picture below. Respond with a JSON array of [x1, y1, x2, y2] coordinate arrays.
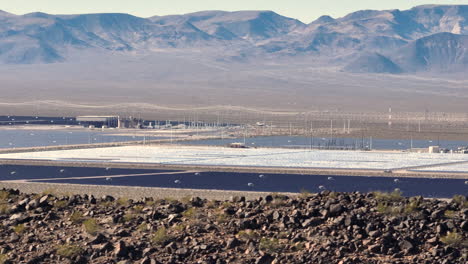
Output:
[[13, 224, 26, 234], [182, 207, 197, 218], [137, 223, 148, 232], [82, 219, 99, 235], [180, 196, 192, 204], [0, 190, 10, 201], [116, 197, 130, 206], [205, 200, 217, 209], [56, 244, 84, 259], [373, 190, 404, 203], [291, 241, 305, 251], [237, 230, 259, 241], [440, 231, 466, 248], [0, 204, 9, 215], [376, 199, 420, 217], [214, 209, 228, 223], [70, 211, 85, 224], [452, 195, 468, 209], [123, 213, 136, 222], [376, 203, 401, 216], [0, 254, 8, 264], [132, 205, 144, 214], [259, 237, 282, 253], [278, 231, 290, 239], [299, 189, 313, 198], [403, 200, 420, 214], [151, 227, 171, 246], [270, 199, 288, 209], [270, 193, 288, 201], [173, 224, 186, 232], [444, 210, 457, 219], [54, 200, 68, 209], [41, 188, 57, 196], [144, 199, 156, 207]]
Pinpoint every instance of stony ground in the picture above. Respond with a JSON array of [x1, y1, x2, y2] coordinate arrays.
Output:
[[0, 188, 466, 264]]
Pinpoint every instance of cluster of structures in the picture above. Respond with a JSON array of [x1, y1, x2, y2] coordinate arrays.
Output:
[[410, 145, 468, 154]]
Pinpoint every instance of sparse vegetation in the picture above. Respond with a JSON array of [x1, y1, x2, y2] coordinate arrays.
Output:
[[444, 210, 456, 219], [123, 213, 136, 222], [376, 203, 401, 216], [173, 224, 186, 232], [214, 209, 228, 223], [270, 193, 288, 201], [54, 200, 68, 209], [56, 244, 84, 259], [70, 211, 85, 224], [373, 190, 404, 203], [13, 224, 26, 234], [440, 231, 466, 248], [0, 190, 10, 201], [1, 188, 467, 263], [151, 227, 171, 246], [403, 200, 420, 215], [41, 188, 57, 196], [237, 230, 259, 241], [452, 195, 468, 209], [299, 189, 313, 198], [82, 219, 99, 235], [0, 204, 9, 215], [181, 196, 192, 204], [0, 254, 8, 264], [137, 223, 149, 232], [259, 237, 282, 253], [116, 197, 130, 206], [376, 199, 421, 217], [132, 205, 144, 214], [182, 207, 197, 218]]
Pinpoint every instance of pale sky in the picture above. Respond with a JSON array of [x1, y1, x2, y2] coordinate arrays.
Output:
[[1, 0, 467, 23]]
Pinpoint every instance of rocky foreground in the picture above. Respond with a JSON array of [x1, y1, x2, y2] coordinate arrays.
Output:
[[0, 189, 467, 264]]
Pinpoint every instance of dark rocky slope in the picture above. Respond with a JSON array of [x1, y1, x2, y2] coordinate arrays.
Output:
[[0, 188, 466, 263]]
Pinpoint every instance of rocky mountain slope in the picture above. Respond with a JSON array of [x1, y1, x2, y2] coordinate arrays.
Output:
[[0, 5, 467, 74], [0, 188, 466, 263]]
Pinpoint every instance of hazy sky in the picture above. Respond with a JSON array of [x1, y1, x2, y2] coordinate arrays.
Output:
[[1, 0, 467, 23]]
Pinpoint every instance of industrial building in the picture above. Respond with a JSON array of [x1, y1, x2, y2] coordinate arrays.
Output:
[[76, 116, 119, 128]]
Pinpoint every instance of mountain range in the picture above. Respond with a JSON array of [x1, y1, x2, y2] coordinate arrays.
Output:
[[0, 5, 467, 74]]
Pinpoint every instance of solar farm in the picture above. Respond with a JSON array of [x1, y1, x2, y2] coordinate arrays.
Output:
[[1, 145, 468, 172]]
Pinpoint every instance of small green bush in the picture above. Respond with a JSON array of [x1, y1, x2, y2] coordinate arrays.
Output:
[[299, 189, 313, 198], [137, 223, 148, 232], [54, 200, 68, 209], [376, 203, 401, 216], [151, 227, 171, 246], [373, 190, 404, 202], [116, 197, 130, 206], [70, 211, 85, 224], [56, 244, 84, 259], [0, 204, 9, 215], [444, 210, 457, 219], [452, 195, 468, 209], [182, 207, 197, 218], [403, 200, 420, 215], [0, 253, 8, 264], [237, 230, 259, 241], [82, 219, 99, 235], [0, 191, 10, 201], [132, 205, 144, 214], [440, 231, 466, 248], [123, 213, 136, 222], [259, 237, 282, 253], [13, 224, 26, 234]]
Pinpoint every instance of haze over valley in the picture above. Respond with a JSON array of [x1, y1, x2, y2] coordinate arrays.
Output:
[[0, 5, 467, 114]]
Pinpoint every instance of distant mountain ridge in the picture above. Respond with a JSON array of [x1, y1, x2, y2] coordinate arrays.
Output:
[[0, 5, 467, 74]]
